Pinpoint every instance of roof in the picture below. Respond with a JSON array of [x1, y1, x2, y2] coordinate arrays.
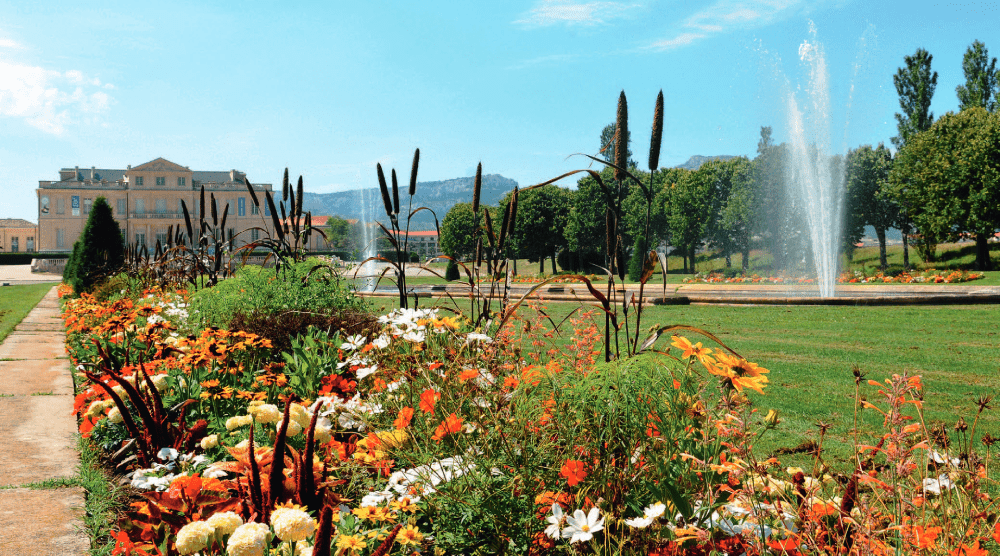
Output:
[[58, 168, 127, 182], [400, 230, 438, 237], [131, 157, 190, 173], [0, 218, 36, 228]]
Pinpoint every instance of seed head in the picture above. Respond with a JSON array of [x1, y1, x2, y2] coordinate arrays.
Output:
[[614, 91, 628, 181], [648, 90, 663, 171]]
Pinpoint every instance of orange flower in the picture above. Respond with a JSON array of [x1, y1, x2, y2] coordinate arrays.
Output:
[[671, 335, 713, 362], [458, 369, 479, 383], [394, 407, 414, 429], [419, 389, 440, 415], [949, 541, 987, 556], [559, 459, 588, 486], [431, 413, 463, 442]]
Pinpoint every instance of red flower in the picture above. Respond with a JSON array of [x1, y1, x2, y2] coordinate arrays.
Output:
[[559, 459, 588, 486], [419, 389, 440, 415], [394, 407, 414, 429], [431, 413, 463, 442]]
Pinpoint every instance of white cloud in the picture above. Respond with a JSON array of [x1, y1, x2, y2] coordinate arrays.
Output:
[[515, 0, 640, 28], [0, 60, 113, 135], [0, 37, 24, 49], [648, 0, 804, 51]]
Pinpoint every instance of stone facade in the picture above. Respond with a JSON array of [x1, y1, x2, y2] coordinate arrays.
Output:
[[0, 219, 38, 253], [36, 158, 276, 252]]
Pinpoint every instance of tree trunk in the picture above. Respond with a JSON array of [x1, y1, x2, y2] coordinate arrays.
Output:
[[551, 250, 557, 274], [689, 245, 697, 274], [538, 257, 545, 275], [682, 250, 688, 273], [725, 251, 731, 268], [512, 257, 518, 276], [901, 224, 911, 270], [741, 248, 750, 272], [976, 233, 993, 271], [875, 227, 887, 271]]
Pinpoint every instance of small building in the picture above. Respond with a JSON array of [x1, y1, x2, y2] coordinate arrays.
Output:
[[0, 218, 38, 253], [378, 230, 440, 258]]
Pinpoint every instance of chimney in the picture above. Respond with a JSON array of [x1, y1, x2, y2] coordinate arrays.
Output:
[[90, 166, 95, 180], [74, 166, 79, 181], [229, 169, 236, 182], [127, 164, 131, 170]]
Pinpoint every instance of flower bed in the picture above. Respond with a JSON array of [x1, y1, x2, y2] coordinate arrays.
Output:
[[62, 278, 1000, 555], [683, 269, 985, 285]]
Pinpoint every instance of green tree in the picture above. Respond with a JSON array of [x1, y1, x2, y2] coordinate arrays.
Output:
[[844, 144, 896, 270], [439, 202, 480, 261], [702, 157, 755, 271], [565, 168, 617, 273], [888, 107, 1000, 270], [891, 48, 938, 267], [64, 196, 125, 294], [752, 127, 803, 271], [499, 185, 571, 274], [598, 122, 634, 167], [956, 40, 999, 112], [324, 215, 353, 251], [664, 168, 711, 273]]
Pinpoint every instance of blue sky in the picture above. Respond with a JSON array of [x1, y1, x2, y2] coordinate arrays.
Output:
[[2, 0, 999, 221]]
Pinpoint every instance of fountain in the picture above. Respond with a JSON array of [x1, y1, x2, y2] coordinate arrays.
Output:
[[357, 187, 378, 292], [783, 27, 845, 298]]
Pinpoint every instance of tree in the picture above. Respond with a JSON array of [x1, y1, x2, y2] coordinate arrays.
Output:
[[565, 168, 616, 273], [324, 215, 354, 251], [844, 144, 896, 270], [888, 107, 1000, 270], [664, 168, 710, 273], [703, 157, 755, 271], [439, 202, 480, 261], [753, 127, 801, 271], [598, 123, 634, 168], [499, 185, 571, 274], [64, 196, 125, 294], [891, 48, 938, 267], [956, 40, 999, 112]]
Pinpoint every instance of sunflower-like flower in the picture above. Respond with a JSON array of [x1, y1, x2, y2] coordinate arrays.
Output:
[[711, 352, 770, 394]]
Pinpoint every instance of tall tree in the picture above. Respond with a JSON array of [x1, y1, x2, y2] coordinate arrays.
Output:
[[891, 48, 938, 268], [64, 196, 125, 295], [956, 40, 999, 112], [664, 168, 711, 273], [706, 157, 756, 272], [844, 144, 896, 270], [889, 107, 1000, 270], [753, 127, 801, 271], [440, 202, 484, 261], [499, 185, 572, 274]]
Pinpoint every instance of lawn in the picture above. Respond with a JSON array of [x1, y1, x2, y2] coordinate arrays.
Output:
[[0, 283, 57, 344], [371, 294, 1000, 473]]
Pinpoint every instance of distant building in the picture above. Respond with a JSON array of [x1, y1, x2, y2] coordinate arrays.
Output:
[[36, 158, 274, 252], [378, 230, 440, 258], [0, 218, 37, 253]]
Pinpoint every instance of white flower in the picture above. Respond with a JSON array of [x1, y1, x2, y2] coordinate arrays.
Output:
[[923, 474, 955, 496], [206, 511, 244, 535], [158, 447, 179, 461], [624, 515, 654, 528], [360, 490, 396, 507], [372, 334, 391, 349], [340, 335, 367, 351], [356, 365, 379, 380], [107, 407, 123, 424], [175, 520, 215, 555], [643, 502, 666, 519], [227, 522, 270, 556], [466, 332, 493, 344], [248, 404, 281, 424], [545, 503, 564, 539], [562, 507, 604, 544], [270, 506, 316, 542], [402, 330, 425, 343]]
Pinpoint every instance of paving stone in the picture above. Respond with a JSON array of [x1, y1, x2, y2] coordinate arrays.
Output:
[[0, 359, 75, 396], [0, 332, 68, 360], [0, 396, 80, 486], [0, 487, 89, 556]]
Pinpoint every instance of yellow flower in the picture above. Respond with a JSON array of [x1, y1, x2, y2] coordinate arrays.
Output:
[[270, 504, 316, 542], [205, 511, 243, 535], [175, 520, 214, 555], [226, 522, 270, 556], [200, 434, 220, 450], [352, 506, 378, 521], [396, 524, 424, 546], [226, 415, 253, 430], [335, 534, 366, 551], [248, 403, 281, 424]]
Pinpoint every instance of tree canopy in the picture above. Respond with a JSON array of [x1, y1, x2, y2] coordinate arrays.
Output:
[[64, 196, 125, 294], [956, 40, 999, 112], [844, 144, 896, 269], [893, 48, 939, 150]]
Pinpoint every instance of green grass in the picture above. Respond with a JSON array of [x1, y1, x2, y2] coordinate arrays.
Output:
[[372, 295, 1000, 473], [77, 436, 126, 556], [0, 283, 58, 343]]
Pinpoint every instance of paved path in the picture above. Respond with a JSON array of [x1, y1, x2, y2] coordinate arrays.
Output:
[[0, 264, 62, 286], [0, 287, 88, 555]]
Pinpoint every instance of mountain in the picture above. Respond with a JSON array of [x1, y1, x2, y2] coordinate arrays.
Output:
[[302, 174, 518, 230], [675, 155, 738, 170]]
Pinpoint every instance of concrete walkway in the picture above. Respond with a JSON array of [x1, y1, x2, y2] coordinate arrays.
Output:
[[0, 287, 88, 555], [0, 264, 62, 286]]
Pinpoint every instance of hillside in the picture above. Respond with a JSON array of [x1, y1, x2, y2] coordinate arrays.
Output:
[[675, 155, 737, 170], [302, 174, 518, 230]]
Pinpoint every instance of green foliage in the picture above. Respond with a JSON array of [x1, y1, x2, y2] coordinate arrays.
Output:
[[627, 234, 646, 282], [282, 327, 342, 398], [499, 184, 571, 273], [599, 121, 635, 167], [889, 107, 1000, 270], [844, 144, 896, 269], [956, 40, 999, 112], [64, 197, 125, 295], [187, 258, 369, 332], [704, 157, 755, 270], [665, 166, 711, 273], [892, 47, 938, 150], [565, 167, 615, 263], [439, 202, 487, 261]]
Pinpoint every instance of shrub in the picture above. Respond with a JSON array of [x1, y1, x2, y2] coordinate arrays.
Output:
[[63, 197, 125, 295], [627, 235, 646, 281]]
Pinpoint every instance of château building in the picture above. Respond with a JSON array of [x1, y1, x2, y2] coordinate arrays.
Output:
[[36, 158, 276, 252]]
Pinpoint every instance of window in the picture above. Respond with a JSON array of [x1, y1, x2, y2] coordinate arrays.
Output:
[[56, 197, 65, 214], [227, 228, 235, 243], [136, 176, 144, 186], [156, 232, 167, 247], [135, 233, 146, 248], [264, 202, 270, 216], [40, 196, 50, 215], [250, 228, 260, 241], [83, 198, 93, 215], [56, 228, 65, 249], [135, 199, 145, 214], [116, 198, 126, 215], [155, 199, 167, 214], [251, 202, 259, 215], [155, 177, 166, 186], [26, 237, 34, 252], [238, 197, 246, 216], [11, 237, 18, 252], [177, 177, 186, 187]]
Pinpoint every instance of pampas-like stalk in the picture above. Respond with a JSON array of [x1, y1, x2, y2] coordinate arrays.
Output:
[[282, 168, 290, 202], [243, 176, 260, 207], [391, 169, 400, 215], [295, 175, 304, 218], [409, 148, 420, 196], [649, 90, 664, 172], [615, 91, 628, 181], [376, 163, 394, 218], [472, 162, 483, 213]]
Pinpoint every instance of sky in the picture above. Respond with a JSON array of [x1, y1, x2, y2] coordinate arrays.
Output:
[[2, 0, 999, 222]]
